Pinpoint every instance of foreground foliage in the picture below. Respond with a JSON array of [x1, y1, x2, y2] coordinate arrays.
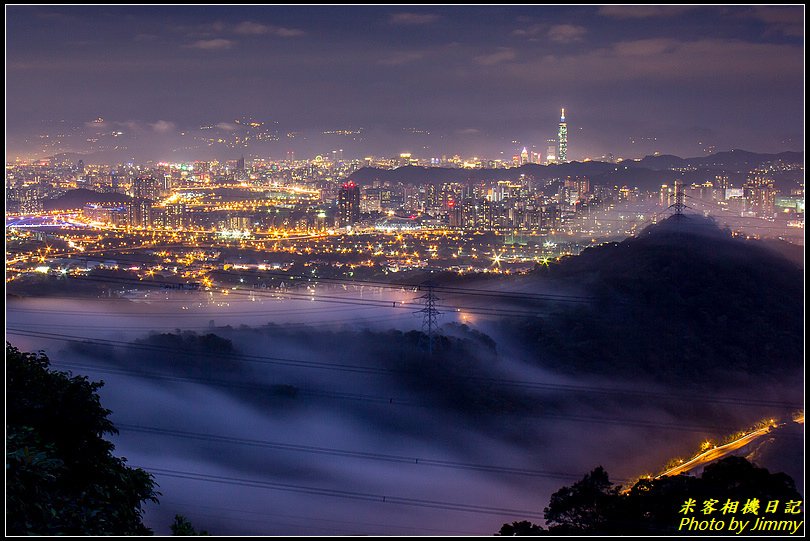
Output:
[[499, 457, 803, 535], [6, 343, 159, 535]]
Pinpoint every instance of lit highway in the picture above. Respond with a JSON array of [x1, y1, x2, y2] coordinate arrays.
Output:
[[654, 423, 777, 479]]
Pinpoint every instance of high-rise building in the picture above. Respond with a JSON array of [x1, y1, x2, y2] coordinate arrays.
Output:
[[425, 184, 437, 208], [18, 188, 44, 214], [164, 203, 186, 229], [563, 176, 590, 205], [744, 180, 776, 218], [565, 176, 590, 196], [448, 200, 462, 228], [127, 199, 152, 227], [361, 187, 382, 212], [338, 181, 360, 226], [660, 184, 671, 207], [520, 147, 529, 165], [380, 188, 393, 209], [558, 108, 568, 163], [132, 175, 160, 201], [546, 145, 557, 164]]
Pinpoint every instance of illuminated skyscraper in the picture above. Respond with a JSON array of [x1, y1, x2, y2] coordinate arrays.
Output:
[[660, 184, 671, 207], [164, 203, 186, 229], [235, 155, 247, 181], [132, 175, 160, 201], [338, 181, 360, 226], [546, 144, 557, 164], [558, 108, 567, 163], [127, 199, 152, 227]]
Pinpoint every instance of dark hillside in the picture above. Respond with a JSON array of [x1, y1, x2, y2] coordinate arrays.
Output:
[[507, 215, 803, 386]]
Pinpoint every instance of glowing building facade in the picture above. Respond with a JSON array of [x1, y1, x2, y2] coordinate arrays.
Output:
[[558, 108, 568, 163], [338, 181, 360, 226]]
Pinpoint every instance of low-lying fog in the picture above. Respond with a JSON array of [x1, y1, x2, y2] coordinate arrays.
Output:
[[7, 286, 803, 535]]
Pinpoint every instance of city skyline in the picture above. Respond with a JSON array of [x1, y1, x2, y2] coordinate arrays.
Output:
[[5, 5, 805, 536], [6, 5, 804, 162]]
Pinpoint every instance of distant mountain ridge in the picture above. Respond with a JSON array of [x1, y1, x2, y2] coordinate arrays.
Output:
[[348, 150, 803, 191]]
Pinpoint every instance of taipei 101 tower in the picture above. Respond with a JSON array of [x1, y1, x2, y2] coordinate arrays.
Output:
[[558, 108, 568, 163]]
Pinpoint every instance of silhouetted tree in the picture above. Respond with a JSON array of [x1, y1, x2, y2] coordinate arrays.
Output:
[[497, 520, 546, 535], [543, 466, 620, 533], [501, 457, 804, 535], [6, 343, 159, 535], [171, 514, 209, 535]]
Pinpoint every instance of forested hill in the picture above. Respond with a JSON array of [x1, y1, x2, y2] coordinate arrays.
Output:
[[507, 215, 803, 386], [43, 189, 131, 211]]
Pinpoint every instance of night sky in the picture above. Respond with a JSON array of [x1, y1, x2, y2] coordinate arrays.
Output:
[[6, 5, 804, 161]]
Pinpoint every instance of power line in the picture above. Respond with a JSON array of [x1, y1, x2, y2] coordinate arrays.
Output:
[[415, 281, 441, 354], [157, 498, 485, 536], [16, 355, 773, 434], [141, 466, 549, 519], [9, 274, 596, 319], [10, 346, 797, 437], [6, 328, 800, 410], [666, 181, 691, 217], [6, 312, 411, 332], [116, 423, 603, 483]]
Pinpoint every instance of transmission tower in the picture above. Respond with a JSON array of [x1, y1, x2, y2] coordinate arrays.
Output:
[[415, 281, 441, 354], [667, 180, 691, 217]]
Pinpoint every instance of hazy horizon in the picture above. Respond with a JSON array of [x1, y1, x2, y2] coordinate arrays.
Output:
[[6, 6, 804, 162]]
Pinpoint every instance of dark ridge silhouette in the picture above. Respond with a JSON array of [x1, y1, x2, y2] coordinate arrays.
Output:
[[347, 150, 802, 191], [43, 189, 132, 211], [498, 456, 803, 535], [506, 215, 803, 386]]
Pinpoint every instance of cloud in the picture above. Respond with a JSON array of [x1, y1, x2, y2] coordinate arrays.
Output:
[[474, 47, 516, 66], [547, 24, 587, 43], [377, 51, 425, 66], [234, 21, 305, 37], [456, 128, 481, 136], [389, 12, 440, 25], [502, 38, 802, 85], [150, 120, 176, 133], [272, 27, 306, 37], [512, 24, 545, 37], [234, 21, 269, 35], [215, 122, 238, 131], [749, 6, 803, 38], [120, 121, 141, 132], [598, 6, 697, 19], [186, 38, 234, 50], [34, 10, 73, 21], [171, 20, 225, 38]]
